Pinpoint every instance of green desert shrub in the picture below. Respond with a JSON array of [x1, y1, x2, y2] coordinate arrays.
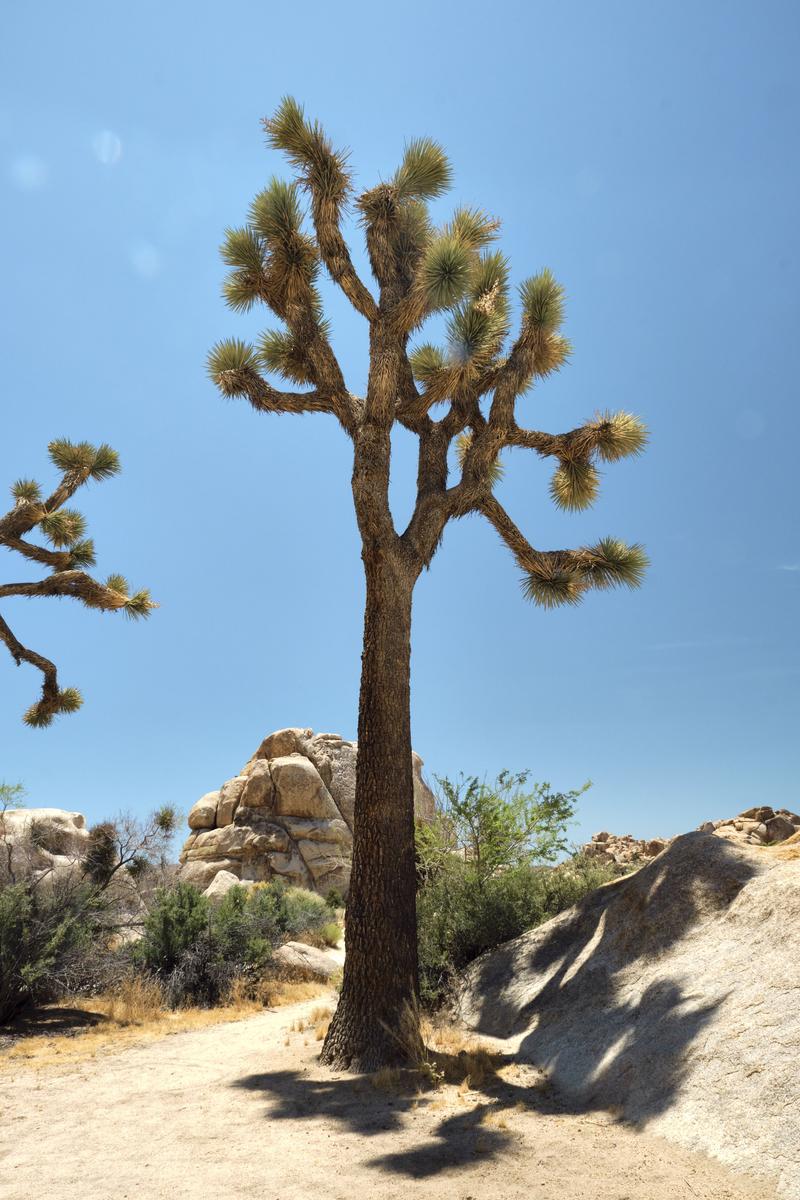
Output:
[[317, 921, 342, 948], [417, 853, 618, 1006], [281, 884, 329, 935], [139, 881, 210, 976], [415, 770, 615, 1006], [0, 880, 103, 1023], [139, 878, 335, 1008]]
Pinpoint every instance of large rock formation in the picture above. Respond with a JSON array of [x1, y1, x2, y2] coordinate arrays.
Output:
[[456, 831, 800, 1198], [178, 727, 436, 900]]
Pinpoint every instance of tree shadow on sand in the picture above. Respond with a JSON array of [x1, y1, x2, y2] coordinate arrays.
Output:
[[232, 1050, 559, 1179]]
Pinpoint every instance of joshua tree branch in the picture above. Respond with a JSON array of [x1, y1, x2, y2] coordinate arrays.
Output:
[[476, 493, 543, 572], [216, 368, 339, 417], [0, 611, 61, 722], [1, 535, 70, 570], [0, 573, 132, 609], [309, 198, 377, 321]]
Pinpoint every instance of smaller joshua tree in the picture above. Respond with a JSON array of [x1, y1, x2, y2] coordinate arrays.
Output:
[[0, 440, 155, 726]]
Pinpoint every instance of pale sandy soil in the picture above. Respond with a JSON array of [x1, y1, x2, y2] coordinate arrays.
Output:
[[0, 996, 778, 1200]]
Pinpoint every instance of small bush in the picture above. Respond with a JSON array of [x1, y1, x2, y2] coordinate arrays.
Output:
[[139, 881, 209, 976], [417, 854, 618, 1006], [281, 886, 329, 935], [317, 921, 342, 948], [163, 931, 237, 1008], [139, 879, 335, 1008], [0, 880, 102, 1023]]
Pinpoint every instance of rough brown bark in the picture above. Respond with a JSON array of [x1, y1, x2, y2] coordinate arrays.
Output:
[[320, 548, 422, 1071]]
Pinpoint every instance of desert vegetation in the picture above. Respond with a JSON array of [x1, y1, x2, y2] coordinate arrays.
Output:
[[1, 769, 613, 1038], [415, 771, 620, 1004], [0, 787, 342, 1034]]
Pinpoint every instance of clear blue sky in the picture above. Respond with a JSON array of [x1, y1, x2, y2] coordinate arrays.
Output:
[[1, 0, 798, 847]]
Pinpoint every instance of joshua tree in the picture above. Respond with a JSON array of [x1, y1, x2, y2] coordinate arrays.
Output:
[[208, 99, 648, 1070], [0, 440, 154, 726]]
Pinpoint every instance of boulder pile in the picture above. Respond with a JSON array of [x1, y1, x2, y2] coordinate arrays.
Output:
[[699, 804, 800, 846], [583, 804, 800, 867], [178, 727, 435, 900]]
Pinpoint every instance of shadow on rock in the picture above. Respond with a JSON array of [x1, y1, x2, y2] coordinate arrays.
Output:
[[457, 832, 760, 1125]]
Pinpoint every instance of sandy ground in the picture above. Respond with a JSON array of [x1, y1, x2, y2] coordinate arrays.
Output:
[[0, 996, 778, 1200]]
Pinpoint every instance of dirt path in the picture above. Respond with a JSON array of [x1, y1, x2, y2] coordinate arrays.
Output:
[[0, 996, 778, 1200]]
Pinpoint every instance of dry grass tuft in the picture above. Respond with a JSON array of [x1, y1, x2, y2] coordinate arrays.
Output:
[[103, 976, 164, 1026], [1, 978, 328, 1071], [421, 1016, 504, 1088], [288, 1004, 333, 1039]]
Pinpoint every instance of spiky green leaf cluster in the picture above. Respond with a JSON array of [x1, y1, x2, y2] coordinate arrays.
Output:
[[520, 269, 565, 332], [589, 411, 649, 461], [522, 539, 648, 610], [221, 226, 264, 273], [522, 566, 585, 609], [549, 460, 600, 511], [455, 432, 504, 486], [23, 687, 83, 728], [48, 440, 120, 481], [39, 508, 87, 548], [105, 573, 129, 596], [409, 344, 446, 386], [420, 236, 473, 310], [411, 211, 503, 334], [257, 329, 315, 384], [265, 96, 349, 202], [207, 339, 259, 394], [445, 207, 500, 251], [249, 179, 303, 243], [252, 179, 318, 286], [394, 138, 452, 201], [446, 251, 510, 370], [122, 589, 155, 620], [12, 479, 41, 503], [66, 538, 96, 568], [586, 538, 649, 589], [104, 575, 155, 619]]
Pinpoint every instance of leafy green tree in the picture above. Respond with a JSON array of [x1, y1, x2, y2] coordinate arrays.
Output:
[[417, 771, 589, 887], [0, 439, 155, 726], [209, 98, 648, 1069]]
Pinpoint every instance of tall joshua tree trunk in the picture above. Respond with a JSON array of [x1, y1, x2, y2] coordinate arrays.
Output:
[[322, 548, 421, 1069], [209, 98, 648, 1070]]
